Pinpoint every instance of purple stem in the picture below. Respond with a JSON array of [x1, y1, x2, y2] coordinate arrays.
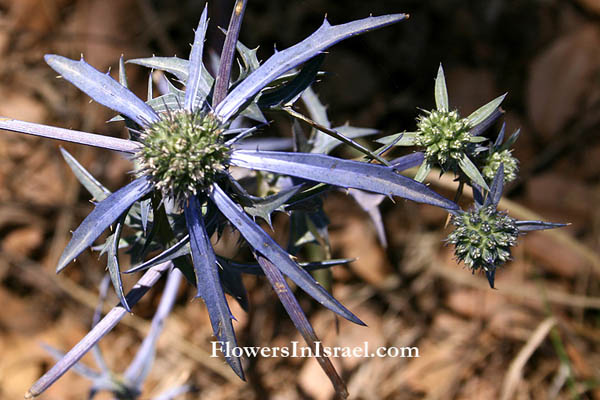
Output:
[[256, 255, 348, 399], [25, 261, 173, 399], [212, 0, 247, 107]]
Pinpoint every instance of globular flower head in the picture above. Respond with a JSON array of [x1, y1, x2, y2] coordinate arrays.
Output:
[[375, 64, 507, 190], [447, 204, 518, 271], [135, 110, 229, 205], [481, 123, 520, 184], [446, 164, 566, 288], [482, 148, 518, 183], [415, 108, 472, 169]]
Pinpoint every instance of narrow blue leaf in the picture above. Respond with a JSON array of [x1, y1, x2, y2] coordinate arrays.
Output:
[[233, 137, 293, 151], [210, 184, 364, 325], [107, 214, 130, 312], [257, 53, 325, 108], [216, 13, 407, 121], [485, 164, 504, 207], [229, 150, 458, 210], [501, 128, 521, 151], [127, 56, 190, 82], [348, 188, 387, 248], [485, 268, 496, 289], [220, 257, 353, 275], [255, 255, 348, 398], [140, 199, 151, 235], [184, 195, 244, 379], [516, 220, 568, 232], [60, 147, 111, 202], [469, 107, 504, 137], [472, 185, 484, 207], [45, 55, 159, 127], [493, 122, 506, 148], [185, 5, 209, 112], [124, 235, 190, 274], [57, 176, 154, 273], [0, 118, 140, 153], [390, 152, 425, 171]]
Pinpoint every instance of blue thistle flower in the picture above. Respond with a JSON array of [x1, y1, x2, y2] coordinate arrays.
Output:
[[447, 165, 566, 288], [376, 64, 507, 190], [1, 5, 458, 398]]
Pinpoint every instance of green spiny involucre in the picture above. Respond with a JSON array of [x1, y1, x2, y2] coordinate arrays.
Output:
[[447, 205, 519, 273], [415, 109, 472, 169], [136, 110, 229, 204], [482, 149, 519, 183]]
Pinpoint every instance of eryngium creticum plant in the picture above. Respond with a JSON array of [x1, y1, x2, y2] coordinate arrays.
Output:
[[0, 3, 459, 399]]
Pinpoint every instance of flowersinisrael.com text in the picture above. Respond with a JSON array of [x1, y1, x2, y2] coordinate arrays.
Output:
[[211, 341, 419, 359]]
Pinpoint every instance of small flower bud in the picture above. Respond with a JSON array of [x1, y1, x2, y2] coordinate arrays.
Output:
[[482, 149, 519, 183]]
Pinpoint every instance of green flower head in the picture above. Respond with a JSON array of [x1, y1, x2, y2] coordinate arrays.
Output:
[[415, 108, 472, 168], [481, 124, 521, 184], [447, 204, 519, 272], [483, 148, 519, 183], [376, 64, 507, 189], [136, 110, 229, 204]]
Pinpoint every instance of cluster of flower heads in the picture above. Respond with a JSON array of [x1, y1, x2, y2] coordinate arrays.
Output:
[[377, 64, 563, 288], [0, 3, 564, 399]]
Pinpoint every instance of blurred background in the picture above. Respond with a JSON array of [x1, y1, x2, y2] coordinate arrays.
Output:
[[0, 0, 598, 398]]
